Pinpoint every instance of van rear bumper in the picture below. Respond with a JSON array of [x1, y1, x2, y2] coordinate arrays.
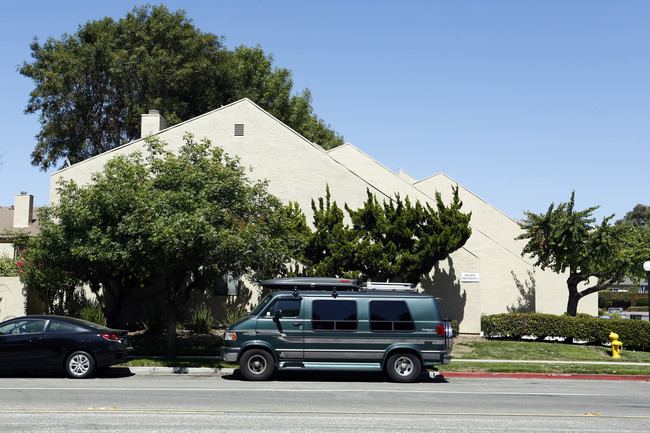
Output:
[[221, 347, 240, 363]]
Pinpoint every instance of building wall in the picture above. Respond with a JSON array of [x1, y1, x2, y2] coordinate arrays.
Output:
[[0, 277, 24, 321], [51, 100, 388, 220], [50, 98, 597, 332], [0, 244, 14, 258]]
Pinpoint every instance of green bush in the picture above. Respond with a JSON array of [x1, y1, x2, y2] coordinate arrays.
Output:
[[481, 313, 650, 352], [635, 295, 648, 307], [138, 313, 165, 335], [451, 320, 459, 337], [0, 255, 19, 277], [191, 305, 214, 334], [79, 301, 107, 327], [222, 303, 248, 327], [598, 291, 633, 309]]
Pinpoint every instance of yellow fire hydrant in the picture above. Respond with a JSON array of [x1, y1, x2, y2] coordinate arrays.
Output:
[[609, 332, 622, 358]]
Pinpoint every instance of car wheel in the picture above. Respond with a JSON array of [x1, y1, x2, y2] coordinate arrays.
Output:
[[65, 351, 95, 379], [386, 353, 421, 383], [240, 349, 274, 381]]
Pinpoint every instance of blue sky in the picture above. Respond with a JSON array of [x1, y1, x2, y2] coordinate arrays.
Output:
[[1, 1, 648, 222]]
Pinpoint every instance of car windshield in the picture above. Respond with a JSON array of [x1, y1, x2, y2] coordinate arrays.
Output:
[[250, 294, 274, 316]]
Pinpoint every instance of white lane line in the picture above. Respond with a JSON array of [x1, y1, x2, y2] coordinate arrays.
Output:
[[0, 387, 611, 397]]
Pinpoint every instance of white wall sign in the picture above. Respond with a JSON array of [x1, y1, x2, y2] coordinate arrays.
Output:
[[461, 273, 480, 283]]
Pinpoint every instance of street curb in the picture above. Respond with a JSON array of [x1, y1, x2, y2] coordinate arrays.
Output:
[[126, 367, 650, 381], [438, 372, 650, 381]]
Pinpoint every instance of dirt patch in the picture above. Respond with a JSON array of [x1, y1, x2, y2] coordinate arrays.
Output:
[[454, 334, 484, 343], [451, 334, 485, 358]]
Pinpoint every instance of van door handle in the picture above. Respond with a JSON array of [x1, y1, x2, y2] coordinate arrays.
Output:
[[293, 322, 302, 327]]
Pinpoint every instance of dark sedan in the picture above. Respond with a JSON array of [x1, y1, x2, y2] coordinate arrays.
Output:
[[0, 315, 133, 378]]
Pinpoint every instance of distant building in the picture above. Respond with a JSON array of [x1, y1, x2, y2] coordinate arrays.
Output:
[[608, 277, 648, 294], [49, 99, 597, 332]]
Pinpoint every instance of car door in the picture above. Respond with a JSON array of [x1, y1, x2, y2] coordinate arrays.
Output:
[[0, 318, 48, 369], [256, 297, 304, 361], [42, 319, 85, 366]]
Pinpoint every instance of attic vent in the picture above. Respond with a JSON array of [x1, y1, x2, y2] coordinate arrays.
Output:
[[234, 124, 244, 136]]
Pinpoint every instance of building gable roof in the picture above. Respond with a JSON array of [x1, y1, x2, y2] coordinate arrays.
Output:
[[0, 206, 41, 237]]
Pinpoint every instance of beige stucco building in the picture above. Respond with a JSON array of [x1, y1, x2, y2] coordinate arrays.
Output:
[[0, 193, 41, 320], [49, 99, 596, 332]]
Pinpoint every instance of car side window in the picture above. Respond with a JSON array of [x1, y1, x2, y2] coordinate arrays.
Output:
[[369, 300, 415, 332], [264, 299, 302, 318], [47, 321, 79, 333], [312, 300, 357, 331], [0, 319, 46, 335]]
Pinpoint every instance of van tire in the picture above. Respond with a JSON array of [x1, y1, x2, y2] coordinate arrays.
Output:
[[240, 349, 274, 381], [386, 353, 421, 383]]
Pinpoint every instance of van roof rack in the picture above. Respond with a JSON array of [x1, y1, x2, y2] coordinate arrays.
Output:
[[358, 282, 417, 292]]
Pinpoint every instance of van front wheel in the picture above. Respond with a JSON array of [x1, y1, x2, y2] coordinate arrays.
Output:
[[240, 349, 274, 381], [386, 353, 421, 383]]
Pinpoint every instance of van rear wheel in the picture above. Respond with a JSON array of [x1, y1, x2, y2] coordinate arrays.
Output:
[[386, 353, 421, 383], [240, 349, 274, 381]]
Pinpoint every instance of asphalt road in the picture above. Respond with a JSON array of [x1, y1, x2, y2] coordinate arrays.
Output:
[[0, 368, 648, 432]]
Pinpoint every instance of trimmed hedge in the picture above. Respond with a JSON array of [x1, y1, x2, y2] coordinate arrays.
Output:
[[481, 313, 650, 352], [634, 295, 648, 307], [598, 291, 633, 309]]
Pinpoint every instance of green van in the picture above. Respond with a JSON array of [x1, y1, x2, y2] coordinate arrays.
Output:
[[221, 277, 453, 382]]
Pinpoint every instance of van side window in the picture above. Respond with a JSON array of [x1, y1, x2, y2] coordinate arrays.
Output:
[[264, 299, 302, 318], [369, 300, 415, 332], [312, 300, 357, 331]]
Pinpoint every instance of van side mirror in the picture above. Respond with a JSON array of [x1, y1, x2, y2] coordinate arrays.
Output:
[[274, 309, 283, 321]]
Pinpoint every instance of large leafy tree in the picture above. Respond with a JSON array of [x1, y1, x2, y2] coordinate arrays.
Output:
[[616, 204, 650, 231], [299, 186, 472, 283], [20, 4, 343, 170], [18, 134, 304, 359], [517, 192, 649, 316]]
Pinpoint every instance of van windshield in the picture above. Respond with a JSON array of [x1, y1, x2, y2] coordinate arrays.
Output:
[[250, 294, 274, 316]]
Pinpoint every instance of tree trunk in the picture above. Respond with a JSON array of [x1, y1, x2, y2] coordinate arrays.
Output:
[[566, 290, 581, 317], [165, 291, 178, 361], [565, 274, 585, 317], [104, 281, 132, 328]]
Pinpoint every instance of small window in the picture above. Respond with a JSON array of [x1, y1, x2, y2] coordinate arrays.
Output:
[[214, 273, 240, 296], [369, 300, 415, 332], [234, 124, 245, 136], [312, 300, 357, 331], [264, 299, 302, 318]]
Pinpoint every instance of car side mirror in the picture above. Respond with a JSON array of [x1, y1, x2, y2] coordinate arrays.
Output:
[[274, 309, 283, 321]]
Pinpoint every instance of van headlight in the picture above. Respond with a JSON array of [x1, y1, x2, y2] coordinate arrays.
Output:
[[224, 331, 237, 341]]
